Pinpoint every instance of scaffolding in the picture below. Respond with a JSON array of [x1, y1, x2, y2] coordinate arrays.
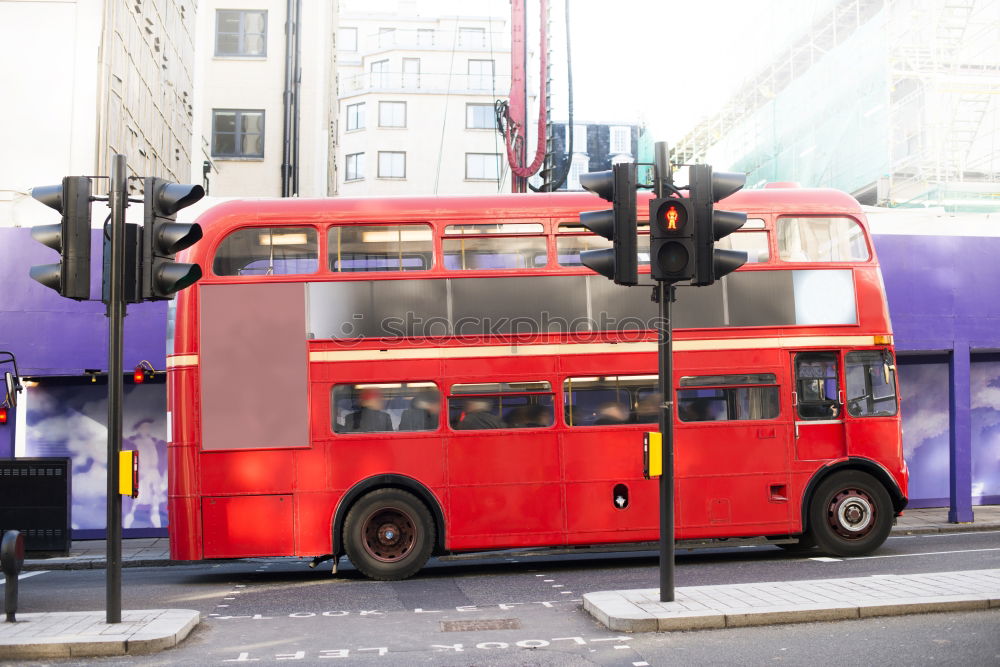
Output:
[[672, 0, 1000, 212]]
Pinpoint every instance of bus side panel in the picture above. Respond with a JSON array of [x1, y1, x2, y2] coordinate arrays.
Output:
[[168, 364, 202, 560], [200, 450, 295, 495], [203, 494, 293, 558], [847, 417, 907, 492]]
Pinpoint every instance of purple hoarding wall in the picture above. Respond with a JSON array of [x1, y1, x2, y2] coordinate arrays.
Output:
[[0, 228, 167, 375], [874, 233, 1000, 513]]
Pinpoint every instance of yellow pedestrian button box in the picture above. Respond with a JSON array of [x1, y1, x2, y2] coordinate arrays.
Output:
[[119, 450, 139, 498], [643, 432, 662, 479]]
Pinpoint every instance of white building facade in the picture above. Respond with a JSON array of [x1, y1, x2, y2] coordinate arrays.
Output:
[[336, 6, 511, 195], [192, 0, 338, 197], [0, 0, 198, 226]]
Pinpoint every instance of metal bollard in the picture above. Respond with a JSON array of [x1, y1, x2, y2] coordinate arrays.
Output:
[[1, 530, 25, 622]]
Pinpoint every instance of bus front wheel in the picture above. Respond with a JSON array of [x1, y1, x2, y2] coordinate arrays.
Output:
[[343, 488, 435, 580], [807, 471, 893, 557]]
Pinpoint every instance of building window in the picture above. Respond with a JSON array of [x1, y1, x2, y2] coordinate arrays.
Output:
[[215, 10, 267, 57], [345, 153, 365, 181], [567, 123, 588, 152], [610, 125, 631, 155], [468, 59, 494, 90], [459, 26, 486, 48], [338, 27, 357, 52], [377, 151, 406, 178], [378, 27, 395, 47], [465, 152, 500, 180], [466, 103, 494, 129], [417, 28, 435, 46], [402, 58, 420, 88], [346, 102, 365, 131], [566, 154, 589, 190], [378, 101, 406, 128], [371, 59, 389, 88], [211, 110, 265, 158]]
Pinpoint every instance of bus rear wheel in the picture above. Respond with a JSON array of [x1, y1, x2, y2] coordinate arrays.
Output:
[[807, 471, 893, 557], [343, 488, 435, 581]]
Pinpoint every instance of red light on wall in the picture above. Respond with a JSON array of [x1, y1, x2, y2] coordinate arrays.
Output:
[[0, 407, 7, 424], [134, 367, 145, 384]]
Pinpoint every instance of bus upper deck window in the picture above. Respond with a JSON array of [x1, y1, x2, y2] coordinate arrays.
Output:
[[443, 223, 547, 270], [715, 220, 769, 263], [777, 217, 869, 263], [330, 224, 433, 272], [556, 222, 650, 267], [213, 227, 319, 276]]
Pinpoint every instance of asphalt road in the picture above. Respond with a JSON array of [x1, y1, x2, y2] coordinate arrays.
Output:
[[5, 530, 999, 666]]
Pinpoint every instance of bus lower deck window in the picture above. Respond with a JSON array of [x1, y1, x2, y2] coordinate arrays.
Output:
[[332, 383, 440, 433], [449, 381, 554, 429], [563, 375, 659, 426]]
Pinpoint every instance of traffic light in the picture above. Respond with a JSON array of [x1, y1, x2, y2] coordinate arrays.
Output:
[[689, 164, 749, 286], [141, 177, 205, 300], [578, 162, 638, 286], [649, 195, 695, 283], [103, 223, 143, 305], [29, 177, 92, 300]]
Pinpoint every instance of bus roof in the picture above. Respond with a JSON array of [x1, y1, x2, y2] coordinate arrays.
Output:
[[192, 187, 866, 235]]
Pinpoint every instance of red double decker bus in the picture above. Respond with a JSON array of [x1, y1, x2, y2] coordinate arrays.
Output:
[[167, 186, 908, 580]]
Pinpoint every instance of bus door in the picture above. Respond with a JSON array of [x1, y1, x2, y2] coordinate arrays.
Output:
[[843, 349, 901, 462], [792, 352, 846, 461]]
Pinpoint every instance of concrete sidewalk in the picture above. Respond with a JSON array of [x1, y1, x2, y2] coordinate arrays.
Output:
[[23, 506, 1000, 571], [584, 569, 1000, 632], [0, 609, 200, 659]]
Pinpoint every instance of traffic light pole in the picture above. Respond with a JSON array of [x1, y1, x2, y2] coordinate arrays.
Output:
[[654, 141, 676, 603], [105, 154, 127, 624]]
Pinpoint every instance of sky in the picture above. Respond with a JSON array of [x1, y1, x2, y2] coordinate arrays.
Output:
[[344, 0, 837, 143]]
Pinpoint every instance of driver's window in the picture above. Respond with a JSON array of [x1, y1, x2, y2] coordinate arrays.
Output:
[[845, 351, 898, 417], [795, 353, 840, 420]]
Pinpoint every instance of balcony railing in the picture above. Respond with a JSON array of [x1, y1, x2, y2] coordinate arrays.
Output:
[[339, 71, 511, 97], [352, 28, 509, 53]]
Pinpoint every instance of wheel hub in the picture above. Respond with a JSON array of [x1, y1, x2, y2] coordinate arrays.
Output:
[[362, 508, 417, 563], [828, 488, 875, 539]]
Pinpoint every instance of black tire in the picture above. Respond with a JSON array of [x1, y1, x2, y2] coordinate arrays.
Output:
[[343, 488, 435, 581], [806, 471, 893, 557]]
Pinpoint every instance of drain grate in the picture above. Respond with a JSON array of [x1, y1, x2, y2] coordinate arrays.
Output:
[[440, 618, 522, 632]]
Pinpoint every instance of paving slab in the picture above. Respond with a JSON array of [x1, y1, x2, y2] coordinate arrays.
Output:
[[0, 609, 199, 659], [583, 568, 1000, 633]]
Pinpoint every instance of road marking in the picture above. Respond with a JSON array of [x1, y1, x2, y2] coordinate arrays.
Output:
[[847, 547, 1000, 560], [0, 571, 47, 584], [890, 531, 997, 539], [809, 557, 842, 562], [614, 645, 630, 649], [634, 662, 650, 666], [543, 579, 554, 582]]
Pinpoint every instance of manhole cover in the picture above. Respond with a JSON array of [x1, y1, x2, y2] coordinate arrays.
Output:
[[440, 619, 522, 632]]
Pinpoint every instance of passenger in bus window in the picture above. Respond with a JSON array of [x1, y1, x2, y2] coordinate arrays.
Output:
[[454, 398, 506, 429], [398, 390, 440, 431], [345, 388, 394, 432], [510, 404, 552, 428], [594, 401, 629, 425], [634, 393, 661, 423]]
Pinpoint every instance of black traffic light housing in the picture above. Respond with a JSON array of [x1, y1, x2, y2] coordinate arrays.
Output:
[[29, 177, 92, 300], [649, 196, 695, 283], [578, 162, 638, 286], [141, 177, 205, 300], [689, 164, 749, 286]]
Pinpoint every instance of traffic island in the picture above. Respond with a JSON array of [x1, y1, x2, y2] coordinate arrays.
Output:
[[0, 608, 199, 659], [583, 569, 1000, 632]]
